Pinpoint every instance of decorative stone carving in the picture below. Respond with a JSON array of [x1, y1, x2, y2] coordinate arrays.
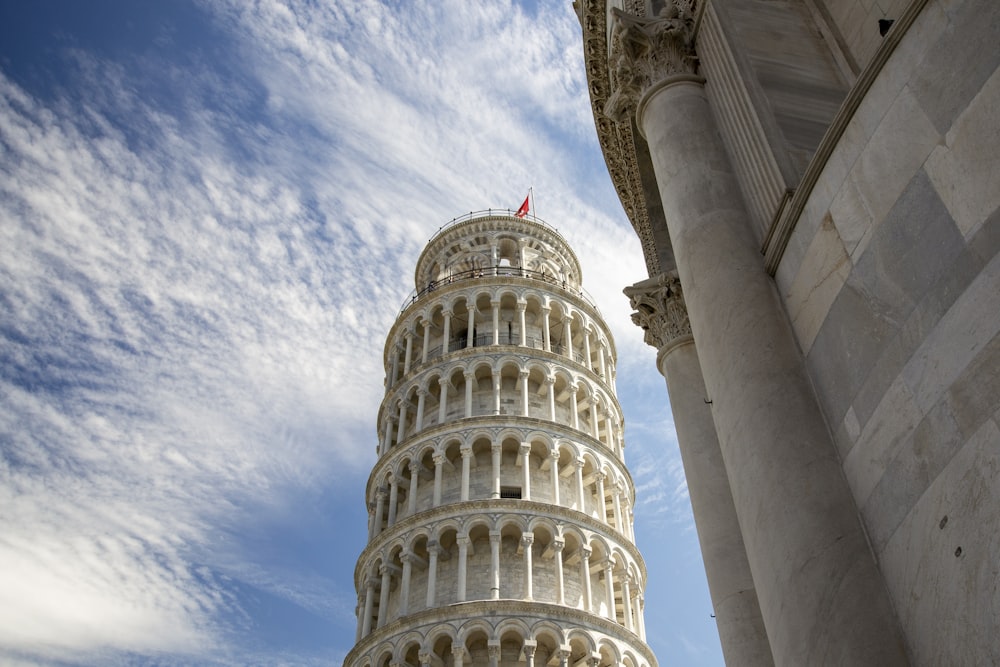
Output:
[[624, 271, 691, 349], [580, 0, 661, 276], [605, 2, 699, 122]]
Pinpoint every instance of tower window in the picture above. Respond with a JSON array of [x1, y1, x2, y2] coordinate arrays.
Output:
[[500, 486, 523, 499]]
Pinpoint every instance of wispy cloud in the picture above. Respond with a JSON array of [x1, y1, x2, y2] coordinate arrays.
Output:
[[0, 0, 710, 663]]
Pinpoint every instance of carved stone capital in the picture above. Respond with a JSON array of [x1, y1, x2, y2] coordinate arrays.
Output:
[[624, 271, 692, 350], [605, 2, 699, 121]]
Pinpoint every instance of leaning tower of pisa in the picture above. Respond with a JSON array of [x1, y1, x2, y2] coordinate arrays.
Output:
[[345, 211, 657, 667]]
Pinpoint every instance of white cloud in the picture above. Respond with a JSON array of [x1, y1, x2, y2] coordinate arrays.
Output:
[[0, 0, 711, 663]]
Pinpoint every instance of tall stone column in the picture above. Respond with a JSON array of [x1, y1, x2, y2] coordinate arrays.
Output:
[[552, 539, 565, 605], [610, 7, 907, 665], [522, 532, 534, 600], [426, 543, 439, 608], [548, 448, 561, 505], [489, 531, 501, 600], [456, 536, 470, 602]]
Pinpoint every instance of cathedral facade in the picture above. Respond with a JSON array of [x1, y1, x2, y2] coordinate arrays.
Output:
[[577, 0, 1000, 664]]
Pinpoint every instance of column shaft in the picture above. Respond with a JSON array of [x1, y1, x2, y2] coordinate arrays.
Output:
[[639, 77, 906, 666], [426, 546, 438, 608]]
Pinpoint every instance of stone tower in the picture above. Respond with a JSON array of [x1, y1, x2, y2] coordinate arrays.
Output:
[[344, 211, 657, 667]]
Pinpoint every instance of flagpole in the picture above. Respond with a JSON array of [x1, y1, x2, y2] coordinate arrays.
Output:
[[529, 186, 535, 221]]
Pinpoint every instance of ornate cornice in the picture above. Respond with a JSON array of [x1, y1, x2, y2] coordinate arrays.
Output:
[[624, 271, 691, 351], [580, 1, 660, 276]]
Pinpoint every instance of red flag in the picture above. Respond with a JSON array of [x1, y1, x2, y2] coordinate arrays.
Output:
[[515, 195, 529, 218]]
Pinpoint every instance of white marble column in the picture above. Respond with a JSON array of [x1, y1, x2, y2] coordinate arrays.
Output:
[[517, 302, 527, 346], [380, 419, 392, 457], [491, 300, 500, 345], [426, 542, 439, 608], [523, 642, 536, 667], [491, 442, 501, 499], [432, 454, 444, 507], [414, 389, 426, 432], [376, 563, 393, 628], [361, 578, 376, 637], [569, 386, 580, 430], [390, 342, 400, 386], [553, 539, 565, 605], [574, 458, 585, 512], [583, 328, 593, 370], [579, 547, 593, 612], [603, 560, 616, 621], [562, 318, 573, 359], [386, 476, 399, 526], [466, 304, 476, 348], [399, 551, 414, 617], [420, 317, 431, 364], [623, 573, 634, 631], [541, 306, 551, 352], [594, 472, 606, 523], [545, 377, 556, 420], [491, 370, 501, 415], [612, 483, 624, 533], [403, 330, 413, 375], [452, 646, 466, 667], [489, 531, 501, 599], [520, 370, 530, 416], [522, 532, 534, 600], [519, 442, 532, 500], [460, 445, 472, 501], [407, 461, 420, 516], [548, 448, 561, 505], [626, 272, 773, 665], [372, 489, 386, 537], [456, 536, 470, 602], [441, 309, 451, 355], [610, 10, 907, 660], [438, 377, 449, 423], [396, 399, 408, 444], [464, 371, 474, 418]]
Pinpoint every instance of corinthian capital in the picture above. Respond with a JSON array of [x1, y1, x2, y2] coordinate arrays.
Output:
[[624, 271, 692, 350], [604, 1, 699, 122]]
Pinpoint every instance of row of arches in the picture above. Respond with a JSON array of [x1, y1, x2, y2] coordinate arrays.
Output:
[[356, 514, 646, 644], [386, 287, 617, 391], [379, 357, 623, 456], [367, 431, 635, 540], [416, 221, 581, 293], [350, 616, 651, 667]]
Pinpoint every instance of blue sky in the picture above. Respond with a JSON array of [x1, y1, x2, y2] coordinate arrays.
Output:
[[0, 1, 723, 665]]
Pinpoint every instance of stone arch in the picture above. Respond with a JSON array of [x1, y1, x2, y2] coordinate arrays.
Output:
[[370, 642, 394, 667], [496, 618, 530, 664], [394, 632, 425, 665], [566, 630, 598, 665], [530, 621, 566, 667], [598, 639, 622, 667], [457, 621, 495, 665], [424, 625, 458, 664]]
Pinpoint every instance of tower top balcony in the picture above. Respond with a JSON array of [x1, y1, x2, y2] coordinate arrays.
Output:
[[413, 210, 584, 294]]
